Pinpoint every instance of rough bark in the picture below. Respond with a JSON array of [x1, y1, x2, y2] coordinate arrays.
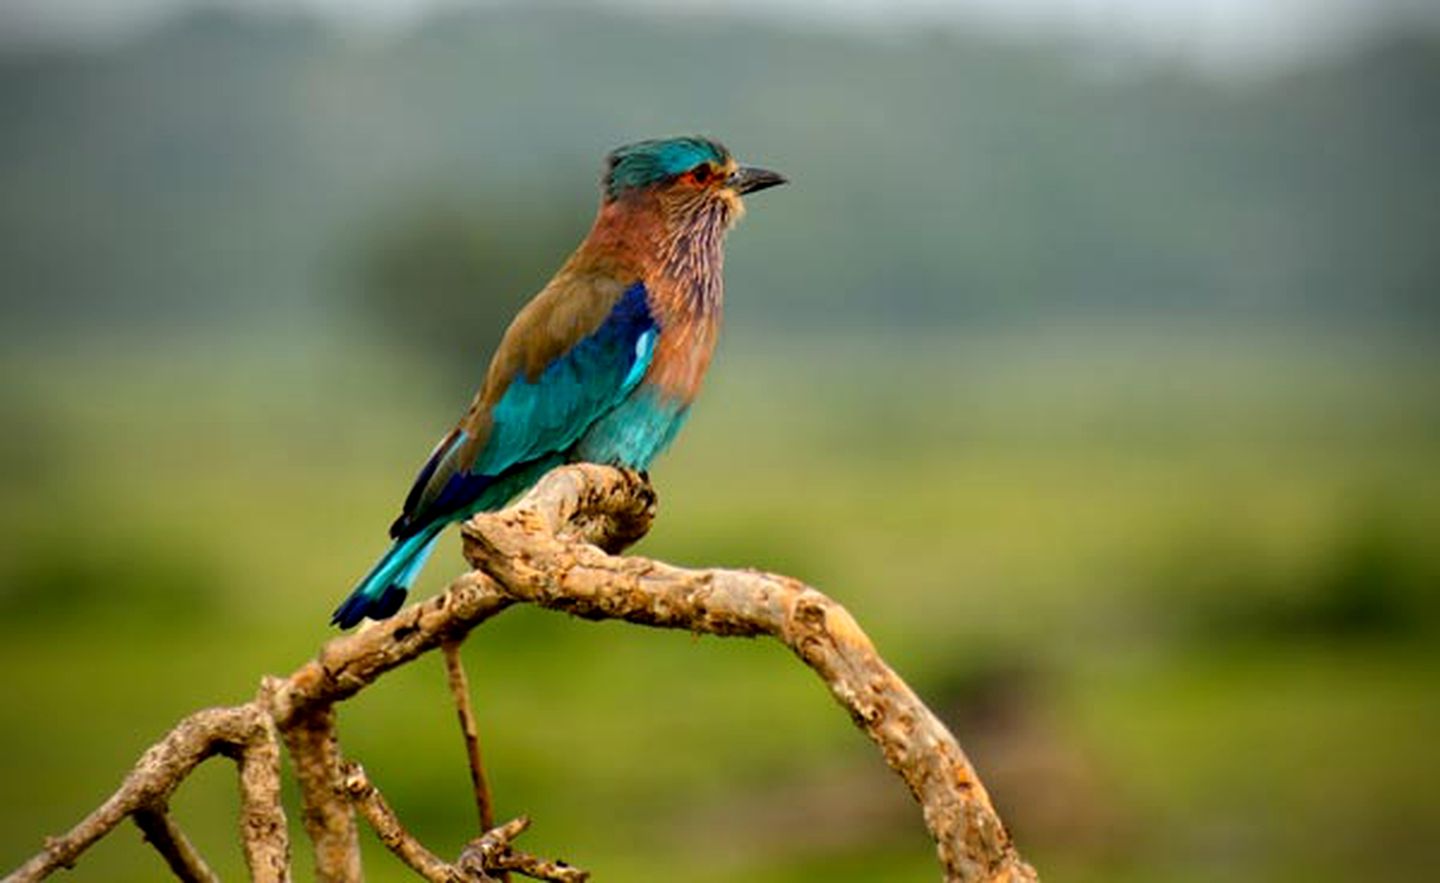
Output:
[[232, 701, 293, 883], [8, 705, 286, 883], [341, 762, 468, 883], [461, 465, 1037, 883], [6, 464, 1036, 883], [281, 705, 361, 882]]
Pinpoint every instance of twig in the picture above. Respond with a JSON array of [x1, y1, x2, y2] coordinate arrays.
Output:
[[342, 762, 587, 883], [491, 849, 590, 883], [458, 817, 589, 883], [281, 706, 361, 882], [442, 640, 498, 832], [465, 817, 588, 882], [133, 807, 219, 883], [341, 761, 464, 883]]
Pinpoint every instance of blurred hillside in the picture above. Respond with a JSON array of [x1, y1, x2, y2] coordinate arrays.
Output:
[[2, 5, 1438, 353]]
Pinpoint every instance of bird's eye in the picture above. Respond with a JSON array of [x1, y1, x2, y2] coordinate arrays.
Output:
[[691, 165, 713, 184]]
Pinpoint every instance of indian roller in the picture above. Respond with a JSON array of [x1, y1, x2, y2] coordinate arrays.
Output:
[[331, 136, 786, 627]]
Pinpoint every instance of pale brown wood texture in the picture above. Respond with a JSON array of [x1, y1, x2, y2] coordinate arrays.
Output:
[[6, 464, 1036, 883]]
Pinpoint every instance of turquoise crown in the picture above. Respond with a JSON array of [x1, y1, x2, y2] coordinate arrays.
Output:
[[603, 136, 728, 199]]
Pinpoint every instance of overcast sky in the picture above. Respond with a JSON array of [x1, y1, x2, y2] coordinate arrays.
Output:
[[3, 0, 1436, 72]]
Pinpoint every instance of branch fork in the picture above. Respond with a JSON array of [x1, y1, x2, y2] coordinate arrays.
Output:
[[6, 464, 1036, 883]]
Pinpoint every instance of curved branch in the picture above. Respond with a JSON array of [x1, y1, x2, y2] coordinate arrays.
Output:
[[263, 464, 654, 729], [460, 465, 1038, 883], [8, 464, 1036, 883], [8, 705, 281, 883]]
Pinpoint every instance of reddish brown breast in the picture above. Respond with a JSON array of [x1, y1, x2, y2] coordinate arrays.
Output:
[[639, 188, 734, 403]]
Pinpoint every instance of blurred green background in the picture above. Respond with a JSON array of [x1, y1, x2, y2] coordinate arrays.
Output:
[[2, 2, 1438, 881]]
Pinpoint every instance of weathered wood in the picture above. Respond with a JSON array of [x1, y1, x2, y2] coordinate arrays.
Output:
[[232, 696, 293, 883], [6, 464, 1036, 883], [8, 705, 283, 883], [282, 705, 361, 882]]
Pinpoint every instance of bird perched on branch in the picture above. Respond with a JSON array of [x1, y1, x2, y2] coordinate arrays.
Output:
[[332, 136, 785, 627]]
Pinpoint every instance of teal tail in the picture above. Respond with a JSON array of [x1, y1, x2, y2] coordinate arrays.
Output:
[[331, 527, 441, 628], [332, 456, 563, 628]]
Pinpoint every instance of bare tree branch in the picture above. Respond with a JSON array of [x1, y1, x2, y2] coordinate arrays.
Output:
[[235, 686, 293, 883], [133, 807, 219, 883], [341, 761, 467, 883], [7, 464, 1037, 883], [8, 704, 273, 883], [342, 763, 589, 883], [282, 705, 361, 882], [459, 465, 1038, 883], [266, 575, 514, 729]]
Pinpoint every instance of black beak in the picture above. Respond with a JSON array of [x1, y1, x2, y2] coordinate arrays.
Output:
[[730, 165, 787, 195]]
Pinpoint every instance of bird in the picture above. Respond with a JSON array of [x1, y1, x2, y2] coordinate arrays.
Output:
[[331, 136, 785, 628]]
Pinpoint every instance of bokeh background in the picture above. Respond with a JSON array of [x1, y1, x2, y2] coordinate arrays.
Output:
[[2, 1, 1438, 880]]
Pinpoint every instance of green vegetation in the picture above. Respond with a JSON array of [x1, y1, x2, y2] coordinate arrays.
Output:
[[1, 328, 1435, 881]]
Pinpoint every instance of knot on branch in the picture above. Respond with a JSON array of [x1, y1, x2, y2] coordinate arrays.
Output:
[[508, 463, 656, 552]]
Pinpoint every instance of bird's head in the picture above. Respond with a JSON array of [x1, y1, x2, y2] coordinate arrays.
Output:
[[602, 136, 785, 225]]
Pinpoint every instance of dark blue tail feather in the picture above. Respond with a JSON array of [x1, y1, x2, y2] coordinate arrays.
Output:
[[331, 529, 440, 628], [331, 581, 408, 628], [333, 456, 568, 628]]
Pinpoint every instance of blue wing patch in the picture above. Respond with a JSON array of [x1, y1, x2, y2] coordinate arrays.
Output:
[[475, 286, 656, 475], [389, 282, 657, 539]]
